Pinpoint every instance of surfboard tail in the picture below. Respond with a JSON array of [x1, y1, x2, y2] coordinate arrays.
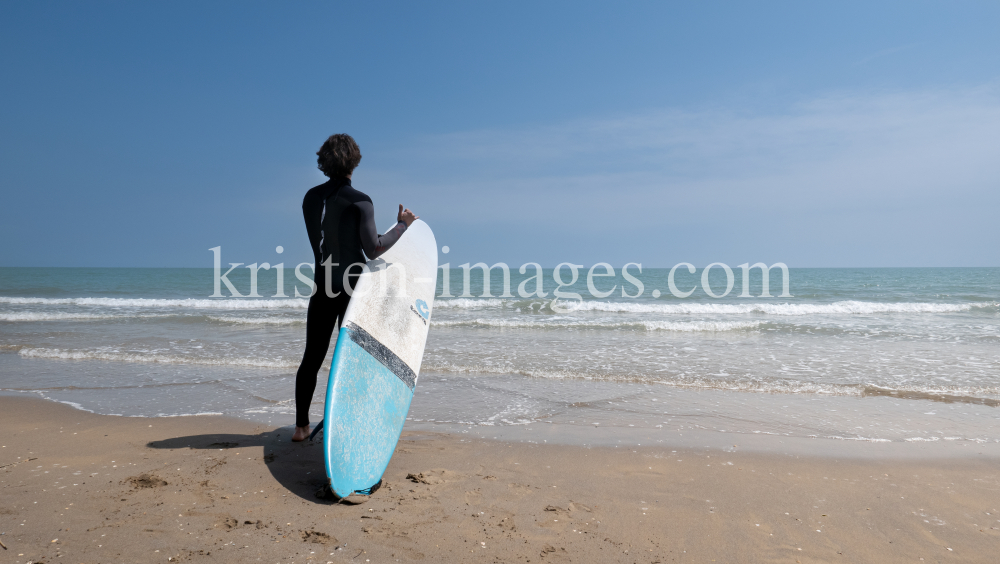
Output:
[[315, 478, 382, 504]]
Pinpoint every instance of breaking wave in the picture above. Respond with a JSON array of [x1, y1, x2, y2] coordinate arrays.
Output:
[[0, 312, 169, 322], [206, 315, 304, 326], [3, 296, 994, 317], [436, 298, 997, 316], [16, 346, 297, 369], [0, 296, 309, 310], [431, 318, 762, 332]]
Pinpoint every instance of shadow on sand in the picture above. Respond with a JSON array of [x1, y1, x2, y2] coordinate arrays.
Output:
[[146, 429, 330, 504]]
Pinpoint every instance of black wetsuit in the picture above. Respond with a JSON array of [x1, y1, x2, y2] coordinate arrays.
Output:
[[295, 177, 407, 428]]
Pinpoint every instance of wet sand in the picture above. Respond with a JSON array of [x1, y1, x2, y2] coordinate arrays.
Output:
[[2, 396, 999, 563]]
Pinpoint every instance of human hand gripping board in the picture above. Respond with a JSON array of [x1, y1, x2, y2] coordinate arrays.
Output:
[[319, 219, 437, 501]]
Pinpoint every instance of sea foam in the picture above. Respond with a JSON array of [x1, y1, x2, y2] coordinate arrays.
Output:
[[206, 315, 305, 325], [435, 298, 997, 315], [431, 318, 762, 332], [0, 296, 309, 309], [0, 312, 169, 322], [16, 347, 297, 369]]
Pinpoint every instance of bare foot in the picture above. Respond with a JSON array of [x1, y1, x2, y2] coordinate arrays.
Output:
[[291, 425, 311, 442]]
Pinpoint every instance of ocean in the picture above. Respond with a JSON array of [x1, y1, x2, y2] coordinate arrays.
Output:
[[1, 266, 998, 449]]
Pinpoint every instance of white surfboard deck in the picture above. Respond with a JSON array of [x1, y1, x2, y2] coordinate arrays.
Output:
[[320, 219, 437, 498]]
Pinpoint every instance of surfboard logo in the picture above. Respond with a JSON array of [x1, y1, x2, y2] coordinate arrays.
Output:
[[410, 300, 431, 325], [413, 298, 430, 322]]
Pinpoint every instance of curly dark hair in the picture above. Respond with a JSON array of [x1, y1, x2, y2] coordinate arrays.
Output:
[[316, 134, 362, 178]]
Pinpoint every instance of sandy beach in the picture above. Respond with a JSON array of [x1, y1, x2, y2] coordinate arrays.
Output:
[[1, 396, 998, 563]]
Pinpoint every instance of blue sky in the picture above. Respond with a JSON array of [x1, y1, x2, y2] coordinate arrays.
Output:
[[1, 1, 998, 268]]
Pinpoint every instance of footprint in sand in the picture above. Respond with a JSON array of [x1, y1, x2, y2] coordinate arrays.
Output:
[[540, 544, 569, 560], [127, 473, 168, 489], [405, 469, 462, 485], [464, 489, 483, 506], [301, 530, 337, 544], [217, 516, 239, 531], [203, 458, 227, 474], [495, 513, 518, 533], [507, 483, 533, 496]]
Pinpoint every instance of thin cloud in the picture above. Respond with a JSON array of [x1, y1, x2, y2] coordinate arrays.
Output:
[[853, 42, 921, 66], [373, 85, 1000, 218]]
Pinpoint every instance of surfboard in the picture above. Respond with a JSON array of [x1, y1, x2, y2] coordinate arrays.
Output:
[[318, 219, 437, 500]]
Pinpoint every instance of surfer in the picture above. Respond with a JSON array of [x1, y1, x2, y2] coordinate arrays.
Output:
[[292, 133, 419, 442]]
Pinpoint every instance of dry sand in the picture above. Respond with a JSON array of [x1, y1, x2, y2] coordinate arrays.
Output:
[[2, 396, 999, 563]]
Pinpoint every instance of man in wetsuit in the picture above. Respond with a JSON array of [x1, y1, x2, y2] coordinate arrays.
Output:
[[292, 133, 418, 442]]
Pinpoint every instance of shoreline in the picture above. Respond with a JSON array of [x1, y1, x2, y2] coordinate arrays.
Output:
[[7, 382, 1000, 461], [3, 396, 1000, 563], [6, 353, 1000, 459]]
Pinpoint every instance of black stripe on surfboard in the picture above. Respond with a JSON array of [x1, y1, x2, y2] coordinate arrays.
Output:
[[344, 321, 416, 390]]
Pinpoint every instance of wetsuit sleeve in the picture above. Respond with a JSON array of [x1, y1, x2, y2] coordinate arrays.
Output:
[[355, 200, 407, 260], [303, 195, 322, 266]]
